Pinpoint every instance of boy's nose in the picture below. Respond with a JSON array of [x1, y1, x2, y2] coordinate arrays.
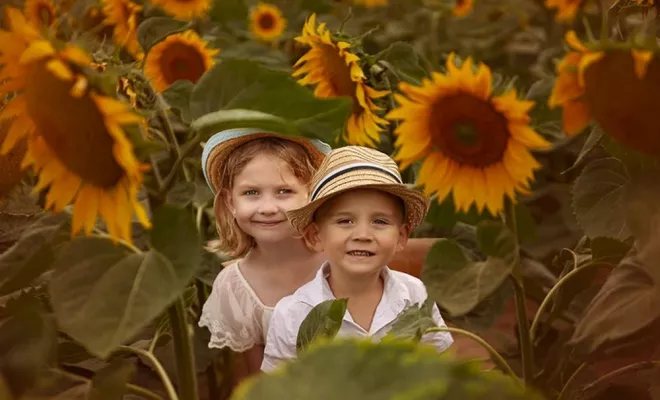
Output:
[[351, 223, 373, 241]]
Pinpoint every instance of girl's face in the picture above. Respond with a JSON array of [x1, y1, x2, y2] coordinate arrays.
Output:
[[225, 154, 309, 245]]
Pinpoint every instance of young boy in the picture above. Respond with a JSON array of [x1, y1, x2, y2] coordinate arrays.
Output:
[[261, 146, 454, 372]]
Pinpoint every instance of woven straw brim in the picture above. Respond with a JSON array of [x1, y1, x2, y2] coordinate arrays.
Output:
[[287, 183, 430, 233], [205, 133, 327, 194]]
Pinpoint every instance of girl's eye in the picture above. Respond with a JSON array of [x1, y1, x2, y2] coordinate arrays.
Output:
[[278, 188, 293, 194], [243, 190, 258, 196]]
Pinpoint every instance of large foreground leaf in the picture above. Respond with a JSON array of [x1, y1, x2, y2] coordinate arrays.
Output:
[[296, 299, 347, 353], [233, 339, 539, 400], [422, 221, 517, 316], [50, 206, 201, 358]]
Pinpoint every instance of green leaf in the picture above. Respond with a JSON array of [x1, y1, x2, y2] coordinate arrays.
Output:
[[388, 299, 437, 342], [220, 42, 291, 72], [234, 339, 540, 400], [166, 181, 197, 208], [422, 221, 516, 316], [137, 17, 188, 53], [50, 209, 200, 359], [0, 296, 57, 398], [572, 157, 631, 240], [568, 126, 605, 171], [296, 299, 347, 353], [208, 0, 248, 23], [300, 0, 335, 13], [590, 237, 631, 265], [57, 340, 95, 365], [161, 80, 194, 122], [424, 195, 496, 231], [189, 59, 351, 143], [149, 204, 202, 273], [89, 359, 136, 400], [0, 214, 69, 296], [514, 203, 537, 244], [375, 42, 429, 85]]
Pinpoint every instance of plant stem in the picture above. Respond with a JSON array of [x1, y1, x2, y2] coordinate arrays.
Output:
[[156, 95, 191, 182], [117, 346, 179, 400], [424, 327, 521, 385], [504, 200, 534, 384], [168, 296, 199, 400], [529, 260, 612, 342], [556, 363, 587, 400], [158, 135, 202, 199], [50, 367, 164, 400]]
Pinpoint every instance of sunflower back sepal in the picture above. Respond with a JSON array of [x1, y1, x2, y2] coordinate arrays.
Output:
[[136, 16, 187, 54]]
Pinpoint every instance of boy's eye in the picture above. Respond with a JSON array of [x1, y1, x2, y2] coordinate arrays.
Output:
[[337, 218, 353, 224], [374, 218, 389, 225]]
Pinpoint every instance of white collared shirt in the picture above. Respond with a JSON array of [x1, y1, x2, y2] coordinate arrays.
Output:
[[261, 263, 454, 372]]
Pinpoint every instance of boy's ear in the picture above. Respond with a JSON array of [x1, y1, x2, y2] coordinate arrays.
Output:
[[302, 223, 324, 253], [396, 224, 410, 251]]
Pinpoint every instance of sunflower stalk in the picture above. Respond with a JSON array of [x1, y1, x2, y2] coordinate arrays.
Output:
[[504, 199, 535, 384], [155, 96, 192, 182], [168, 296, 199, 400], [158, 133, 201, 199]]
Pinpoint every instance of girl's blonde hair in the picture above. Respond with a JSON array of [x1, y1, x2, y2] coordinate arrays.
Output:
[[207, 137, 318, 258]]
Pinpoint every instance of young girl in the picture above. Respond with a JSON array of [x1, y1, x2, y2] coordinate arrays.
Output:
[[198, 128, 438, 377]]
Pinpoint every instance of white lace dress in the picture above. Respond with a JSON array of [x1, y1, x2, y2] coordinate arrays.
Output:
[[198, 263, 274, 352]]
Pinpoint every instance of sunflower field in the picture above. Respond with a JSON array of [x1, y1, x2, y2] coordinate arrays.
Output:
[[1, 0, 660, 398]]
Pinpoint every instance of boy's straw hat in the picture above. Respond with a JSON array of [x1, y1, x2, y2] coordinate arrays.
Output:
[[201, 128, 332, 194], [286, 146, 430, 233]]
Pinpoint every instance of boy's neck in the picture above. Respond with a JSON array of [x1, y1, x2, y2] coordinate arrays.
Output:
[[327, 265, 385, 300]]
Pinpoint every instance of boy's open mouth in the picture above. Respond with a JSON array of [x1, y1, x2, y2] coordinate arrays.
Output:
[[347, 250, 375, 257]]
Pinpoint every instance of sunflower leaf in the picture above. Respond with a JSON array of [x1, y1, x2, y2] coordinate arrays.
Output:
[[88, 359, 136, 400], [375, 42, 429, 85], [572, 157, 632, 240], [421, 221, 516, 317], [0, 295, 57, 398], [137, 17, 188, 53], [0, 213, 69, 297], [296, 298, 347, 353], [208, 0, 248, 24], [234, 338, 540, 400], [190, 59, 351, 143], [50, 206, 201, 358]]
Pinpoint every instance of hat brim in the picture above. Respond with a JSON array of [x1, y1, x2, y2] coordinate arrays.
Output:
[[286, 183, 430, 234], [202, 130, 330, 194]]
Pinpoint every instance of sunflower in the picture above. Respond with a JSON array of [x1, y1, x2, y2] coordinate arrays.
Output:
[[453, 0, 474, 16], [293, 14, 389, 147], [544, 0, 584, 22], [144, 30, 218, 92], [24, 0, 57, 28], [101, 0, 143, 60], [250, 3, 287, 42], [387, 54, 550, 215], [352, 0, 388, 7], [0, 7, 150, 243], [150, 0, 211, 21], [549, 31, 660, 155]]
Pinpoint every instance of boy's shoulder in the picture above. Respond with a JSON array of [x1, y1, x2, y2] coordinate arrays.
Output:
[[386, 268, 429, 304]]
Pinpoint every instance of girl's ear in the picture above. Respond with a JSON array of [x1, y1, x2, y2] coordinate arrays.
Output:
[[302, 223, 324, 253], [222, 189, 236, 216]]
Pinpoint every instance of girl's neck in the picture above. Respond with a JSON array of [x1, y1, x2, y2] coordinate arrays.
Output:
[[247, 237, 320, 269]]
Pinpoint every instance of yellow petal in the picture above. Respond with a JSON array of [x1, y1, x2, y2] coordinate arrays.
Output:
[[631, 49, 653, 79]]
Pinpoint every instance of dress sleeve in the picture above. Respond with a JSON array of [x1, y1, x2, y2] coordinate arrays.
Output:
[[198, 265, 266, 352]]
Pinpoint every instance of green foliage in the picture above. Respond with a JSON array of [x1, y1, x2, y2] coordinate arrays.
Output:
[[422, 221, 517, 317], [233, 339, 540, 400], [296, 298, 348, 352]]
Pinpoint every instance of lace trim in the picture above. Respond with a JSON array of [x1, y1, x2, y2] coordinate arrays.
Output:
[[198, 314, 261, 352]]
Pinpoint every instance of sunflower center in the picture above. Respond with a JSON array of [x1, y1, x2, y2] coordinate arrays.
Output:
[[159, 42, 207, 86], [258, 13, 275, 30], [319, 44, 360, 112], [24, 62, 125, 188], [430, 93, 510, 167]]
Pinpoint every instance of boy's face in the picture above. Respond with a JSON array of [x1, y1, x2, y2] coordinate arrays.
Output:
[[306, 189, 410, 277]]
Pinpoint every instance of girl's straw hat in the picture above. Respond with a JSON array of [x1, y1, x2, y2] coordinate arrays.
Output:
[[286, 146, 430, 233], [201, 128, 332, 194]]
